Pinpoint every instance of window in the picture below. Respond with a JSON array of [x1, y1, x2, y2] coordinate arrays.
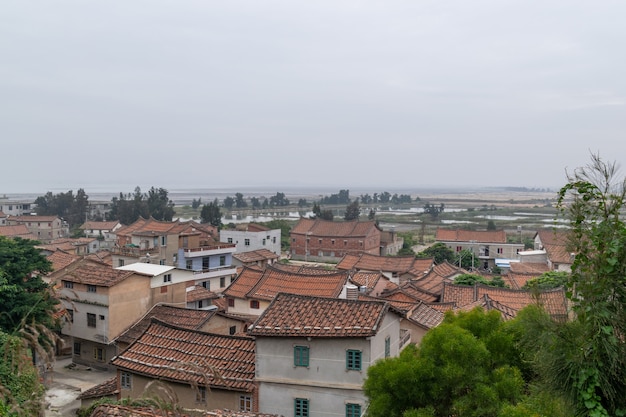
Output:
[[292, 238, 296, 243], [228, 298, 235, 307], [67, 309, 74, 323], [239, 395, 252, 411], [344, 240, 348, 246], [229, 325, 237, 335], [346, 403, 361, 417], [294, 398, 309, 417], [198, 300, 203, 308], [262, 238, 266, 245], [294, 345, 309, 367], [272, 237, 276, 244], [346, 350, 362, 370], [456, 246, 462, 252], [250, 300, 260, 309], [497, 247, 503, 254], [196, 386, 206, 403], [331, 239, 335, 245], [186, 260, 193, 270], [87, 284, 96, 293], [227, 237, 233, 243], [161, 236, 167, 246], [220, 255, 226, 266], [87, 313, 96, 328], [94, 347, 105, 362], [203, 257, 210, 269], [99, 315, 105, 320], [73, 342, 81, 355], [121, 372, 132, 389], [163, 274, 172, 283], [220, 276, 226, 287], [159, 259, 165, 265], [202, 281, 210, 290], [244, 239, 250, 246], [118, 259, 125, 267], [359, 241, 363, 247], [318, 238, 322, 244], [63, 281, 73, 289], [385, 337, 391, 358]]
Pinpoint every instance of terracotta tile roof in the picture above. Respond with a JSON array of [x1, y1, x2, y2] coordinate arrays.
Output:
[[222, 267, 265, 299], [380, 282, 438, 304], [411, 269, 454, 297], [86, 251, 113, 266], [431, 261, 464, 278], [291, 218, 378, 238], [0, 224, 38, 240], [80, 220, 121, 230], [436, 228, 507, 243], [407, 257, 435, 277], [509, 262, 550, 275], [246, 265, 349, 301], [78, 377, 118, 399], [47, 249, 81, 272], [111, 320, 256, 391], [425, 302, 456, 313], [248, 293, 388, 338], [115, 305, 216, 346], [295, 265, 342, 275], [441, 282, 568, 320], [409, 302, 445, 329], [350, 271, 383, 292], [233, 249, 279, 264], [186, 286, 220, 303], [335, 253, 361, 270], [506, 271, 544, 290], [336, 252, 415, 273], [245, 223, 270, 232], [536, 229, 573, 265], [54, 258, 136, 287], [270, 263, 304, 273]]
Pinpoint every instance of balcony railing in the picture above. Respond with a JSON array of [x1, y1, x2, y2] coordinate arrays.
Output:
[[184, 243, 236, 253], [110, 246, 155, 257]]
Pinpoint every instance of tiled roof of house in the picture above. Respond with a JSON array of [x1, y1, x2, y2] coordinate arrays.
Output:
[[248, 293, 388, 338], [336, 252, 415, 273], [536, 229, 573, 265], [186, 286, 220, 303], [245, 265, 349, 301], [431, 261, 464, 278], [505, 262, 549, 289], [380, 282, 439, 304], [47, 249, 81, 273], [441, 282, 568, 320], [111, 320, 255, 391], [53, 258, 137, 287], [350, 271, 383, 292], [80, 220, 121, 231], [291, 218, 378, 238], [86, 251, 113, 266], [407, 257, 436, 278], [0, 224, 38, 240], [436, 228, 507, 243], [245, 223, 270, 232], [409, 302, 445, 329], [115, 304, 216, 346], [78, 377, 118, 399], [222, 267, 265, 299], [233, 249, 280, 264]]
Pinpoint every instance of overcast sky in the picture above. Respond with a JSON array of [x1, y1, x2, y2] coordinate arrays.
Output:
[[2, 1, 625, 195]]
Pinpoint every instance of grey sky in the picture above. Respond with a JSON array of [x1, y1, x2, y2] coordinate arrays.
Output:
[[2, 1, 625, 194]]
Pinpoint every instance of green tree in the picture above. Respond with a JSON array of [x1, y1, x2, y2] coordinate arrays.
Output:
[[0, 236, 56, 333], [454, 273, 507, 288], [200, 199, 222, 228], [146, 187, 175, 221], [416, 242, 455, 264], [223, 196, 235, 209], [522, 271, 569, 290], [34, 188, 90, 229], [455, 248, 475, 270], [546, 153, 626, 416], [344, 200, 360, 221], [0, 330, 46, 416], [487, 220, 497, 230], [364, 309, 525, 417], [235, 193, 247, 208]]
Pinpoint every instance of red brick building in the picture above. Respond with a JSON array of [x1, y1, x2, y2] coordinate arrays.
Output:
[[289, 218, 381, 262]]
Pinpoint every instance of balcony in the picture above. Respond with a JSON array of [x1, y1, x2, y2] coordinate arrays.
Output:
[[191, 265, 237, 280], [111, 245, 155, 257], [183, 244, 236, 258]]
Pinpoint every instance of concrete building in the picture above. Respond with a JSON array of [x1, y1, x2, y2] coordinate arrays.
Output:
[[220, 223, 281, 256]]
